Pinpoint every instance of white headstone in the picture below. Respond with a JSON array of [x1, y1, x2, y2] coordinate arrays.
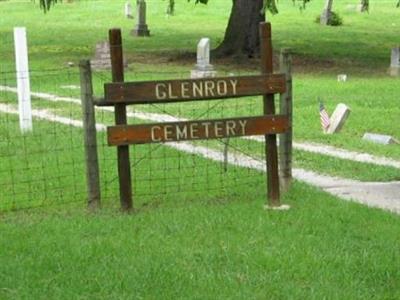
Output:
[[363, 133, 399, 145], [13, 27, 32, 133], [190, 38, 217, 78], [390, 47, 400, 67], [196, 38, 211, 70], [337, 74, 347, 82], [91, 41, 112, 70], [125, 2, 133, 19], [388, 47, 400, 76], [326, 103, 351, 134]]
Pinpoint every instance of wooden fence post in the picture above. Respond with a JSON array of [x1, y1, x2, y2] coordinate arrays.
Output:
[[279, 48, 293, 192], [259, 22, 281, 207], [79, 60, 101, 210], [109, 28, 133, 212]]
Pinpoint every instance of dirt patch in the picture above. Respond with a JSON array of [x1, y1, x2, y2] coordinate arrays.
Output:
[[124, 50, 385, 75]]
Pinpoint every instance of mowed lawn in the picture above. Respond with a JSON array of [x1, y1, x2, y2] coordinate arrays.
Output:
[[0, 0, 400, 299], [1, 187, 400, 299]]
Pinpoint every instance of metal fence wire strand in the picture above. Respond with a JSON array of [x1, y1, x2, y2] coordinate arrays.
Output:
[[0, 68, 267, 212]]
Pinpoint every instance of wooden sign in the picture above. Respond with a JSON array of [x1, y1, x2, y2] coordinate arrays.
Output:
[[107, 115, 289, 146], [87, 23, 292, 211], [101, 74, 286, 105]]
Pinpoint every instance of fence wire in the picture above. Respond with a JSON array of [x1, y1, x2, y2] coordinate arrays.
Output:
[[0, 67, 269, 212]]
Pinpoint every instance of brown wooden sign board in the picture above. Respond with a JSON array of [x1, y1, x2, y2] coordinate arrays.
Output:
[[107, 115, 289, 146], [101, 74, 286, 105]]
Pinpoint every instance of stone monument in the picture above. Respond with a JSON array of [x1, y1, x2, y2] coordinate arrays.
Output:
[[388, 47, 400, 76], [131, 0, 150, 37], [190, 38, 217, 79], [320, 0, 333, 25]]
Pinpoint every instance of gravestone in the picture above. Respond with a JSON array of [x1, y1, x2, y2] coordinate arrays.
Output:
[[131, 0, 150, 37], [363, 133, 399, 145], [190, 38, 217, 79], [125, 2, 133, 19], [388, 47, 400, 76], [326, 103, 351, 134], [337, 74, 347, 82], [91, 41, 112, 70], [320, 0, 333, 25]]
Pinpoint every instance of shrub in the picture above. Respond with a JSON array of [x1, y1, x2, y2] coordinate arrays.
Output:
[[315, 11, 343, 26]]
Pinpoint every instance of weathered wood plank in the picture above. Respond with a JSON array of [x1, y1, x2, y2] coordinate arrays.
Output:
[[279, 48, 293, 192], [100, 74, 286, 105], [109, 28, 133, 212], [107, 115, 289, 146], [79, 60, 101, 211], [260, 22, 281, 207]]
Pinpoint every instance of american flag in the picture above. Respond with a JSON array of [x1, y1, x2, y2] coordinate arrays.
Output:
[[319, 102, 330, 133]]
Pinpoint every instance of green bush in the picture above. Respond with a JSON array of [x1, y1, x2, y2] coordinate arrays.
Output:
[[316, 11, 343, 26]]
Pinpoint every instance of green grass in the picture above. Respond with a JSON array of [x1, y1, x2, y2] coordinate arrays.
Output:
[[1, 183, 400, 299], [1, 0, 399, 159], [1, 1, 400, 298]]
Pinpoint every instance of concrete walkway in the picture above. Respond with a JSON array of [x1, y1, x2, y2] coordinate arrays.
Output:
[[294, 169, 400, 214]]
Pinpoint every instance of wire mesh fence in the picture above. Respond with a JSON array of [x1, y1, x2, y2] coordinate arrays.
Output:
[[0, 66, 271, 212]]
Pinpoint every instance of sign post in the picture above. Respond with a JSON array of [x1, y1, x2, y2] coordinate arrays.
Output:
[[93, 22, 291, 211], [109, 29, 133, 212]]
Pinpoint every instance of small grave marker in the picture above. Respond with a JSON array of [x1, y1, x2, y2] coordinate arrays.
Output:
[[125, 2, 133, 19], [388, 47, 400, 76], [91, 41, 112, 70], [363, 133, 399, 145], [191, 38, 217, 79], [337, 74, 347, 82], [326, 103, 351, 134], [131, 0, 150, 37]]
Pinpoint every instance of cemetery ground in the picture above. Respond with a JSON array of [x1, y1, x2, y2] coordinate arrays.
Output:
[[0, 0, 400, 298]]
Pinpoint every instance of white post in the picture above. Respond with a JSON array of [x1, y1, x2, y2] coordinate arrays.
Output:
[[13, 27, 32, 133]]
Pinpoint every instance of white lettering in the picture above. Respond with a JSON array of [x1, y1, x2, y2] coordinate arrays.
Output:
[[192, 82, 203, 97], [226, 121, 236, 135], [190, 123, 199, 139], [202, 122, 212, 137], [164, 125, 174, 141], [168, 84, 178, 99], [181, 82, 190, 98], [205, 81, 215, 97], [176, 126, 187, 140], [216, 80, 227, 96], [151, 126, 162, 142], [230, 79, 238, 95], [155, 83, 167, 99], [214, 121, 223, 137], [238, 120, 247, 135]]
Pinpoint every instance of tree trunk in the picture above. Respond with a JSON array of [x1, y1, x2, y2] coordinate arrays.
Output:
[[359, 0, 369, 12], [214, 0, 265, 58]]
